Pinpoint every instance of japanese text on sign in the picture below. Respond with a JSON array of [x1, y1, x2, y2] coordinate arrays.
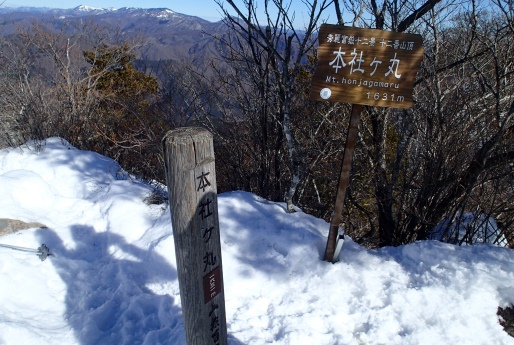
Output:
[[310, 25, 424, 109]]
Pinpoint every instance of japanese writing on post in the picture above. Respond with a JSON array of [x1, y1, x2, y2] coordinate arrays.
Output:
[[310, 25, 424, 109], [209, 302, 221, 345], [196, 169, 224, 345]]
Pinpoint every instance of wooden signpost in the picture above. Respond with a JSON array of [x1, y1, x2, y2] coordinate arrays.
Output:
[[310, 24, 424, 262], [162, 127, 227, 345], [311, 25, 424, 108]]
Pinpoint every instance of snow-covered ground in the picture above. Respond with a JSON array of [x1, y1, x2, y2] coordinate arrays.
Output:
[[0, 137, 513, 345]]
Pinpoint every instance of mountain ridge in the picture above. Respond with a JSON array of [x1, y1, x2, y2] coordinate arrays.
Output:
[[0, 6, 228, 62]]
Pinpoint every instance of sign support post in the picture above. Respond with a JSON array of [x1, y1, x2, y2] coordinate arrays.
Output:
[[310, 24, 424, 263], [324, 103, 363, 262]]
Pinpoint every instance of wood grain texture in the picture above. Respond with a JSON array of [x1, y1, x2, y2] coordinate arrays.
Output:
[[310, 25, 424, 109], [162, 127, 227, 345], [324, 104, 363, 262]]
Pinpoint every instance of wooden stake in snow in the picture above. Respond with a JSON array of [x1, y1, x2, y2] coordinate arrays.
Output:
[[162, 127, 227, 345], [324, 104, 363, 262]]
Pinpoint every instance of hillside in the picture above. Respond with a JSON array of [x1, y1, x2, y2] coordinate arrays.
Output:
[[0, 6, 229, 62]]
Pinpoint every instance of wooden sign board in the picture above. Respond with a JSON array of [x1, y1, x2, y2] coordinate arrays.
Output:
[[310, 25, 424, 109]]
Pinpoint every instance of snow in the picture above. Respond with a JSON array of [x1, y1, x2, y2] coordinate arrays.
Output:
[[0, 137, 513, 345], [75, 5, 100, 12], [431, 212, 507, 246]]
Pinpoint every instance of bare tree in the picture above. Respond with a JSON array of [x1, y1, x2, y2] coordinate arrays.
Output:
[[0, 21, 113, 148], [0, 20, 167, 181], [213, 0, 333, 212], [331, 0, 514, 246]]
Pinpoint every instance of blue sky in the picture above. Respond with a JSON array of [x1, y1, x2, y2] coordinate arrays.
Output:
[[4, 0, 226, 21], [3, 0, 339, 26]]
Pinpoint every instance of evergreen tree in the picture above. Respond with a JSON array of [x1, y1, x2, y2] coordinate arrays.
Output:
[[84, 43, 164, 179]]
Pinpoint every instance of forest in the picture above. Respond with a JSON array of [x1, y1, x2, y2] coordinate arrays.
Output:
[[0, 0, 512, 249]]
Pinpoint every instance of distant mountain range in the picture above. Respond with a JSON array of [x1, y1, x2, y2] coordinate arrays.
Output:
[[0, 6, 230, 63]]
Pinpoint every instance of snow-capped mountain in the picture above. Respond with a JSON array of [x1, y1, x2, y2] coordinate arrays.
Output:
[[0, 6, 228, 62]]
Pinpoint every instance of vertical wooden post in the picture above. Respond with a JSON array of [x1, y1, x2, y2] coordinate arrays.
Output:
[[324, 104, 363, 262], [162, 127, 227, 345]]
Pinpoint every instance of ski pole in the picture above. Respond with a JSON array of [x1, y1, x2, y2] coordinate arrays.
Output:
[[0, 243, 51, 261]]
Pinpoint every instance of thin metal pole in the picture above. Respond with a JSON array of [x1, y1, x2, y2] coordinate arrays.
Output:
[[0, 243, 39, 253], [324, 103, 363, 262], [0, 243, 51, 261]]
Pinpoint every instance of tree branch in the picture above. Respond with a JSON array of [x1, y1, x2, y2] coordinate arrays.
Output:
[[397, 0, 443, 32]]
